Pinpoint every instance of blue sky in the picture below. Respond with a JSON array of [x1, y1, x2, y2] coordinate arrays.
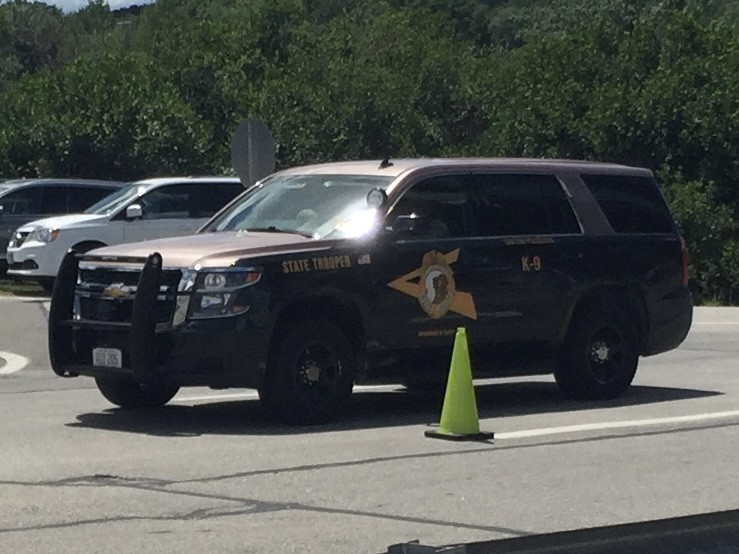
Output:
[[36, 0, 154, 12]]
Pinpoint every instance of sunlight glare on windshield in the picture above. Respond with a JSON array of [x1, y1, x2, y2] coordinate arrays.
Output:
[[204, 174, 393, 239]]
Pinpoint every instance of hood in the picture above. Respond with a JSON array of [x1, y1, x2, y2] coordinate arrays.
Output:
[[16, 213, 108, 232], [89, 231, 333, 268]]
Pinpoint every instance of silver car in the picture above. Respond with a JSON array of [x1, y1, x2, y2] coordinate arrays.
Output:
[[0, 178, 125, 273]]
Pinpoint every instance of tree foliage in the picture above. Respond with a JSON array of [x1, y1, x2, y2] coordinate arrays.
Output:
[[0, 52, 212, 179], [0, 0, 737, 301]]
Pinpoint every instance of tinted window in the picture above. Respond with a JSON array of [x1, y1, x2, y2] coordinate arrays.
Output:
[[391, 175, 468, 238], [0, 188, 43, 215], [190, 183, 244, 218], [391, 173, 580, 238], [468, 174, 580, 236], [139, 184, 192, 220], [40, 187, 68, 213], [136, 182, 243, 220], [582, 174, 676, 233], [67, 186, 117, 212]]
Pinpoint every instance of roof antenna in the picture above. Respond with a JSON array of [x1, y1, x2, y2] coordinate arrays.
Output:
[[379, 156, 393, 169]]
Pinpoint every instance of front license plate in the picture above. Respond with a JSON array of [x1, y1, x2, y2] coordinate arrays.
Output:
[[92, 347, 122, 369]]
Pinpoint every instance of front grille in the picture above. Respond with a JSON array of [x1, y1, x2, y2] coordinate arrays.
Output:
[[74, 266, 182, 325], [78, 267, 182, 291], [9, 260, 38, 270]]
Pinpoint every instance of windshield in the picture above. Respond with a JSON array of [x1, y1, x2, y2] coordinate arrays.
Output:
[[84, 183, 141, 215], [202, 174, 393, 239]]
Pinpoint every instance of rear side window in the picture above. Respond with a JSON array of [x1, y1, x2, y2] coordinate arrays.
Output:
[[582, 174, 676, 233], [468, 174, 581, 236], [67, 186, 117, 212], [391, 173, 581, 238]]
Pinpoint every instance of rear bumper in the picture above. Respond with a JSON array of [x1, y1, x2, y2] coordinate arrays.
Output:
[[48, 251, 270, 388], [643, 287, 693, 356]]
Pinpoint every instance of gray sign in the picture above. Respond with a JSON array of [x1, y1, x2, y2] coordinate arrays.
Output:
[[231, 119, 276, 187]]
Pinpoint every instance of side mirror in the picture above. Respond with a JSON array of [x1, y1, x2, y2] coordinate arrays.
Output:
[[366, 188, 388, 209], [125, 204, 143, 219], [388, 214, 430, 236]]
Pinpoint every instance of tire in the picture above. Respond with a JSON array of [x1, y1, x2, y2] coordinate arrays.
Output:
[[95, 378, 179, 409], [555, 302, 639, 400], [259, 319, 356, 425]]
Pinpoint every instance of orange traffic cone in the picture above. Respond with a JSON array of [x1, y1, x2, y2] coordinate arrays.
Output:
[[425, 327, 494, 441]]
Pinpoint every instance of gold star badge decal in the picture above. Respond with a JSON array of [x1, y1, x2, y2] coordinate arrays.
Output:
[[387, 249, 477, 320]]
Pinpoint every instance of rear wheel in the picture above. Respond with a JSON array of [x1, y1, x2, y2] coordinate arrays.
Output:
[[259, 319, 356, 425], [95, 378, 179, 409], [555, 303, 639, 400]]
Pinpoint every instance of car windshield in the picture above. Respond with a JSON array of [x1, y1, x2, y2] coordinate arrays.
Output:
[[84, 183, 141, 215], [202, 174, 393, 239]]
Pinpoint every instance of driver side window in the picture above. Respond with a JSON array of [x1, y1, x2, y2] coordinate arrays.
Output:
[[137, 184, 191, 220], [390, 175, 468, 238]]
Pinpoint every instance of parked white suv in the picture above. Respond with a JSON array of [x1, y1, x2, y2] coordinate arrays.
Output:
[[7, 176, 245, 289]]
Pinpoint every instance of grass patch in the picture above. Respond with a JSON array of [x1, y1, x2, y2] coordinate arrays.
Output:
[[0, 277, 47, 297]]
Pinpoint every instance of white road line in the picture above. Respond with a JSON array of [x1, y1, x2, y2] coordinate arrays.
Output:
[[172, 384, 404, 404], [167, 392, 739, 440], [0, 351, 30, 374], [494, 410, 739, 440], [172, 391, 258, 403]]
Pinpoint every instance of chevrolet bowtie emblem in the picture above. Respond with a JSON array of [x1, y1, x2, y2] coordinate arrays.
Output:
[[101, 284, 129, 299], [387, 248, 477, 320]]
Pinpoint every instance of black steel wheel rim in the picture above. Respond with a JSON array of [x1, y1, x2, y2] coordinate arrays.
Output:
[[587, 326, 625, 385], [293, 341, 342, 405]]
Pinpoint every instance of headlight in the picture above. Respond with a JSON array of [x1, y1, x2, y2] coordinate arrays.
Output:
[[29, 227, 60, 243], [178, 269, 197, 293], [177, 268, 262, 322]]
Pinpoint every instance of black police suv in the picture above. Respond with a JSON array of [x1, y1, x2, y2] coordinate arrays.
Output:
[[48, 159, 693, 424]]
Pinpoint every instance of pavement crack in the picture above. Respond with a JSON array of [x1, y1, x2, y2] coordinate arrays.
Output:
[[0, 473, 529, 537], [3, 421, 737, 539], [174, 420, 739, 486], [0, 505, 277, 535]]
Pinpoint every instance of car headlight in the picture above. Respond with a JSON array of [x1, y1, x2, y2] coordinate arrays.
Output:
[[29, 227, 60, 243], [175, 268, 262, 322]]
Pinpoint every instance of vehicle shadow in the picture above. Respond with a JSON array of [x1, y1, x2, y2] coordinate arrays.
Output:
[[67, 380, 723, 438]]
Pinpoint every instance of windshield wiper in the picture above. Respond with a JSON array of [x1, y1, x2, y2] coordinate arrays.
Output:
[[245, 226, 314, 239]]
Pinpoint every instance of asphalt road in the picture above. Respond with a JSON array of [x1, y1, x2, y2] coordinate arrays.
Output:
[[1, 297, 738, 553]]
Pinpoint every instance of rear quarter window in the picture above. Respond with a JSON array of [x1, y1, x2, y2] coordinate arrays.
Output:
[[581, 174, 676, 234]]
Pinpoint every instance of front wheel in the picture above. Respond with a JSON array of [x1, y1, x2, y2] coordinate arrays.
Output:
[[95, 378, 179, 409], [555, 303, 639, 400], [259, 319, 356, 425]]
